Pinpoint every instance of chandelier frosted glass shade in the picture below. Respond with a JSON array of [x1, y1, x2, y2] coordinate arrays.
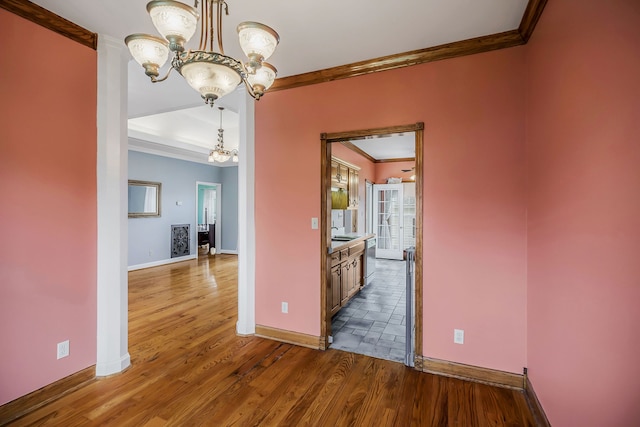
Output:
[[179, 59, 242, 105], [147, 0, 198, 51], [237, 22, 280, 61], [247, 62, 277, 95], [124, 34, 170, 77], [210, 151, 230, 163]]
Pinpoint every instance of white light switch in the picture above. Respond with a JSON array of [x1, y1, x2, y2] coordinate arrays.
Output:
[[311, 218, 318, 229]]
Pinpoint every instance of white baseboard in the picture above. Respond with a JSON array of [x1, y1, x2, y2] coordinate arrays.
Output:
[[128, 254, 197, 271], [219, 249, 238, 255], [96, 352, 131, 377]]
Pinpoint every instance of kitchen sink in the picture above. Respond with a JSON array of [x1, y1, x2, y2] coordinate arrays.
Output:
[[332, 235, 358, 241]]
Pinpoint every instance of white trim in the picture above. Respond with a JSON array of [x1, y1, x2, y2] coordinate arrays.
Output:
[[96, 353, 131, 377], [128, 254, 197, 271], [195, 181, 223, 256], [96, 35, 130, 377], [129, 138, 210, 165], [220, 249, 239, 255], [236, 87, 256, 335]]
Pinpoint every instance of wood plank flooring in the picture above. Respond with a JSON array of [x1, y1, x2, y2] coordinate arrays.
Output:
[[5, 254, 538, 426]]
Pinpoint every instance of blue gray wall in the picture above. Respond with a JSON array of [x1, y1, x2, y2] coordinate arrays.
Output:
[[221, 166, 238, 251], [128, 151, 238, 267]]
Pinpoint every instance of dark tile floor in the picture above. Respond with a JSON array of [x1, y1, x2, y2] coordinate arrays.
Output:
[[331, 258, 407, 363]]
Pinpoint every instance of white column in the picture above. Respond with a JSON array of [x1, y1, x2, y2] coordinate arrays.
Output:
[[236, 87, 256, 335], [96, 35, 131, 375]]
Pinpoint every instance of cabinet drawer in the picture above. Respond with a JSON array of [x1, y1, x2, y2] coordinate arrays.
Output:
[[330, 251, 341, 266], [348, 241, 365, 257], [340, 248, 349, 261]]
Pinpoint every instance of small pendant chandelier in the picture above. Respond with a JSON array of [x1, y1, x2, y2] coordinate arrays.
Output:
[[125, 0, 280, 106], [208, 107, 238, 163]]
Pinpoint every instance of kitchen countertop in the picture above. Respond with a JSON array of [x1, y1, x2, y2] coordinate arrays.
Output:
[[328, 233, 375, 253]]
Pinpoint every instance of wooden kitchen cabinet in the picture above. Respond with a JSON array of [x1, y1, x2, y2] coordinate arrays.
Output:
[[340, 261, 350, 305], [329, 240, 365, 316], [330, 264, 342, 314], [331, 157, 360, 211], [348, 168, 359, 209], [331, 160, 347, 189]]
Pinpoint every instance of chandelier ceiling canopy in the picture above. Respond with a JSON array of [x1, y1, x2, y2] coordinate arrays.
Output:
[[125, 0, 280, 106]]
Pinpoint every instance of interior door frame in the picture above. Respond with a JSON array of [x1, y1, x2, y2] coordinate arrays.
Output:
[[364, 179, 374, 234], [320, 123, 424, 365], [195, 181, 222, 255]]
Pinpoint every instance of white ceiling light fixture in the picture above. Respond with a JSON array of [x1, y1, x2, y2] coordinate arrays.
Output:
[[125, 0, 280, 106], [208, 107, 238, 163]]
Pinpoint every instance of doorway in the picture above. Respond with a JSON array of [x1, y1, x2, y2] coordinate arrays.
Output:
[[320, 123, 424, 365], [196, 181, 222, 257]]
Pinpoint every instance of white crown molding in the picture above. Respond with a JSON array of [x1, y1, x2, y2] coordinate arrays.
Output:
[[128, 137, 238, 167]]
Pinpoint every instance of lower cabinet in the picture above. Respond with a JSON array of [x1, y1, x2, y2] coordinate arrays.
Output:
[[330, 245, 364, 317], [330, 264, 342, 314]]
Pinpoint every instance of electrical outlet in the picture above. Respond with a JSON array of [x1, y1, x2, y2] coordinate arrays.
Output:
[[149, 248, 153, 257], [454, 329, 464, 344], [281, 302, 288, 314], [57, 340, 70, 359], [311, 218, 318, 229]]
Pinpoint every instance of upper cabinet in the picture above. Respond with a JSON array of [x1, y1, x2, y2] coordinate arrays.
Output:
[[331, 157, 360, 210], [348, 168, 359, 209], [331, 160, 348, 189]]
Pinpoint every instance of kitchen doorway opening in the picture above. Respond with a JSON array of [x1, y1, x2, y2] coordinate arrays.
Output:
[[195, 181, 222, 257], [320, 123, 424, 366]]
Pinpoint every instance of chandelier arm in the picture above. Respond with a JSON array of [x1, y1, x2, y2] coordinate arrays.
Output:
[[241, 77, 260, 100], [198, 0, 206, 51], [209, 0, 215, 52], [150, 65, 175, 83], [217, 1, 225, 55]]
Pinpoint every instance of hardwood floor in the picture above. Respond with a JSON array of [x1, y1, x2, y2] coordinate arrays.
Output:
[[5, 255, 537, 426]]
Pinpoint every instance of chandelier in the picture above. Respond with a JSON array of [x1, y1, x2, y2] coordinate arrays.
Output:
[[125, 0, 280, 106], [208, 107, 238, 163]]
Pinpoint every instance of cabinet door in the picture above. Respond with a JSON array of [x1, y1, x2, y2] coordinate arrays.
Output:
[[353, 255, 363, 290], [348, 169, 359, 208], [347, 256, 361, 296], [330, 264, 342, 315], [340, 261, 350, 304], [331, 161, 347, 188]]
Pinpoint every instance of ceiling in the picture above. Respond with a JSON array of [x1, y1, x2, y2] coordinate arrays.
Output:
[[350, 134, 416, 161], [31, 0, 530, 163]]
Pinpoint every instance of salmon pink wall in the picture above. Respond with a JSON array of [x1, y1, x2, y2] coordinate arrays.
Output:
[[526, 0, 640, 425], [374, 161, 415, 184], [0, 11, 97, 405], [255, 47, 527, 373]]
